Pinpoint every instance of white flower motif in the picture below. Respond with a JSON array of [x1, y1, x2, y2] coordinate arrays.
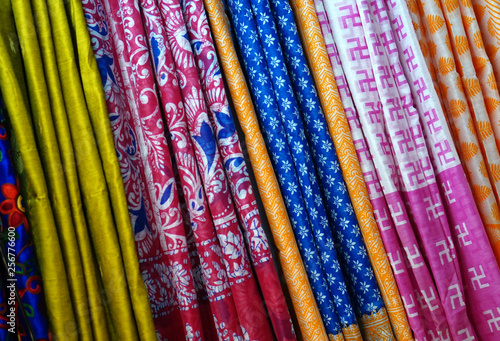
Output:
[[360, 281, 370, 293], [298, 224, 309, 238], [304, 248, 315, 261], [338, 281, 347, 294], [309, 208, 323, 220], [275, 76, 285, 88], [258, 72, 268, 86], [321, 142, 332, 153], [290, 56, 300, 68], [269, 116, 279, 129], [305, 98, 316, 111], [310, 269, 321, 283], [318, 154, 327, 166], [299, 163, 307, 176], [337, 181, 347, 194], [330, 160, 340, 172], [282, 97, 292, 111], [293, 203, 304, 216], [346, 239, 356, 251], [304, 185, 313, 197], [339, 217, 349, 229], [264, 34, 275, 47], [278, 15, 288, 28], [310, 133, 319, 145], [288, 181, 298, 195], [333, 196, 343, 208], [259, 12, 270, 25], [281, 159, 292, 173], [326, 174, 335, 187], [352, 260, 363, 272], [293, 141, 303, 154]]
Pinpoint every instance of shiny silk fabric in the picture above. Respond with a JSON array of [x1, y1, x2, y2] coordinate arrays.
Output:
[[0, 0, 156, 339], [0, 99, 50, 341]]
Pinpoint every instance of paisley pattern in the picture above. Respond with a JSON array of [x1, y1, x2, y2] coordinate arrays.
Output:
[[0, 99, 50, 341]]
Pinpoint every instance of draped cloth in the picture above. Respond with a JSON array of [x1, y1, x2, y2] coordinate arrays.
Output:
[[267, 0, 393, 339], [0, 98, 51, 341], [0, 0, 156, 339], [85, 0, 292, 338], [385, 0, 500, 339], [408, 0, 500, 264], [178, 0, 295, 338], [201, 0, 327, 339], [286, 0, 413, 339], [223, 0, 347, 338]]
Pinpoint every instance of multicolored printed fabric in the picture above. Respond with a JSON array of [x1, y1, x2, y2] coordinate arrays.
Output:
[[269, 0, 392, 339], [84, 0, 207, 338], [473, 0, 500, 90], [85, 0, 291, 339], [158, 0, 278, 338], [223, 0, 347, 338], [178, 0, 295, 338], [0, 99, 50, 341], [314, 1, 432, 339], [201, 0, 328, 338], [408, 0, 500, 265], [286, 0, 413, 339], [386, 0, 500, 339]]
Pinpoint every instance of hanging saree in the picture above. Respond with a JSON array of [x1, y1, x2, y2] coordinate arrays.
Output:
[[268, 0, 396, 339], [285, 0, 413, 339], [223, 0, 350, 338], [84, 0, 211, 338], [178, 0, 295, 338], [409, 0, 500, 265], [386, 0, 500, 338], [0, 98, 50, 341], [201, 0, 327, 338], [0, 0, 156, 339], [313, 1, 435, 339]]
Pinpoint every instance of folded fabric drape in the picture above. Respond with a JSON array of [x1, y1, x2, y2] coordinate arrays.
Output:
[[223, 0, 347, 338], [0, 98, 50, 341], [268, 0, 395, 339], [0, 0, 156, 339], [201, 0, 327, 338], [286, 0, 413, 339], [85, 0, 210, 338], [474, 0, 500, 90], [386, 0, 500, 339], [410, 0, 500, 265], [178, 0, 295, 338]]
